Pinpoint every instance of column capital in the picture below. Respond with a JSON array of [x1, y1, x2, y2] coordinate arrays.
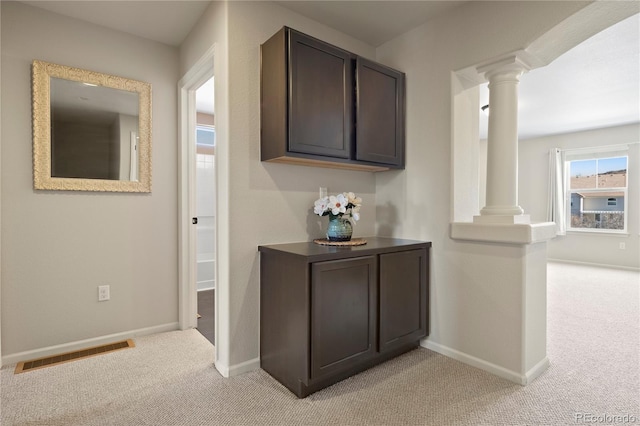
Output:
[[477, 54, 532, 81]]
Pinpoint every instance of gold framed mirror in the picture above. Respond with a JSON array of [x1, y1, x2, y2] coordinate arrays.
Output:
[[32, 60, 152, 192]]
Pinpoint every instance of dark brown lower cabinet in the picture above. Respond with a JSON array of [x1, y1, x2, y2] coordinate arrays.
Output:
[[311, 256, 377, 381], [259, 237, 430, 398], [379, 249, 428, 353]]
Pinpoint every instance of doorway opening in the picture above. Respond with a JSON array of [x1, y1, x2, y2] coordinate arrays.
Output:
[[178, 47, 217, 360], [195, 77, 216, 345]]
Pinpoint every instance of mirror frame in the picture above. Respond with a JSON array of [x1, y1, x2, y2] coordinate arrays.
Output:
[[32, 60, 152, 192]]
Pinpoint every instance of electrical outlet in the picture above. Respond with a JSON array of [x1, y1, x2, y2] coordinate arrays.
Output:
[[98, 285, 110, 301], [619, 242, 626, 250]]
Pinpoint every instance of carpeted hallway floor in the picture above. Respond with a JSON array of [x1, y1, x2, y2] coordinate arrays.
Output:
[[1, 262, 638, 425]]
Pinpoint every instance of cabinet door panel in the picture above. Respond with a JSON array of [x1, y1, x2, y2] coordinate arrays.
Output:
[[288, 30, 354, 159], [311, 256, 377, 381], [356, 57, 405, 167], [379, 249, 427, 353]]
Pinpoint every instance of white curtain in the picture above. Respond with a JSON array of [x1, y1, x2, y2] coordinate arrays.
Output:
[[547, 148, 566, 235]]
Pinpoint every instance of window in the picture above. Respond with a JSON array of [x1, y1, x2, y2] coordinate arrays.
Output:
[[566, 154, 628, 232], [196, 125, 215, 155]]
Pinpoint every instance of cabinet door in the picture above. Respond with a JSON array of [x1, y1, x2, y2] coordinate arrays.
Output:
[[355, 57, 405, 167], [310, 256, 377, 381], [288, 29, 354, 159], [379, 249, 428, 353]]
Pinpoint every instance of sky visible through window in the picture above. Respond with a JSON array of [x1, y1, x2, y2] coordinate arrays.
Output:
[[570, 156, 627, 178]]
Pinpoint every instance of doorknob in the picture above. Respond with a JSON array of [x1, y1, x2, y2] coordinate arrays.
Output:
[[192, 217, 198, 224]]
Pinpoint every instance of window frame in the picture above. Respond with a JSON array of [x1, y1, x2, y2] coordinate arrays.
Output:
[[565, 154, 628, 234], [196, 124, 215, 155]]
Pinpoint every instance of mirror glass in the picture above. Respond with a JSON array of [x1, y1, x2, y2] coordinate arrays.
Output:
[[33, 60, 151, 192]]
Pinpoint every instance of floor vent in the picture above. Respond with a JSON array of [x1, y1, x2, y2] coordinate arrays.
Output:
[[14, 339, 135, 374]]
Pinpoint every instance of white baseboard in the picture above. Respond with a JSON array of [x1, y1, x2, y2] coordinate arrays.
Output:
[[421, 339, 548, 386], [524, 356, 550, 384], [215, 356, 260, 378], [2, 322, 179, 366], [548, 258, 640, 271]]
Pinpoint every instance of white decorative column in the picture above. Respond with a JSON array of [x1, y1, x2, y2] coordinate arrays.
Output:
[[475, 56, 530, 224], [449, 53, 558, 386]]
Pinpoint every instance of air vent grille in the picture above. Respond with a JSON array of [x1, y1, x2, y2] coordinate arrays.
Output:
[[15, 339, 134, 374]]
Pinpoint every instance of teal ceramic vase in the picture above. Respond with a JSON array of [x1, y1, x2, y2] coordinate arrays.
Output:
[[326, 214, 353, 242]]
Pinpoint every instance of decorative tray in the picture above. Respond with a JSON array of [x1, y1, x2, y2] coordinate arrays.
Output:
[[313, 238, 367, 246]]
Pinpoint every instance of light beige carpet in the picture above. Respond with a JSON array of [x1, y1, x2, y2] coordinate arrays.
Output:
[[1, 262, 638, 425]]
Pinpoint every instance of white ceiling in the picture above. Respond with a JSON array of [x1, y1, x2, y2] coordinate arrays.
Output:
[[196, 76, 215, 115], [21, 1, 211, 46], [21, 1, 639, 140], [274, 1, 466, 47], [479, 13, 640, 140]]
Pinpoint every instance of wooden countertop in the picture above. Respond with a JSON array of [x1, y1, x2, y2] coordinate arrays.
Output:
[[258, 236, 431, 262]]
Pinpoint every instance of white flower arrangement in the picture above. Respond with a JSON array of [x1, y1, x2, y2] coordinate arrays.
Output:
[[313, 192, 362, 223]]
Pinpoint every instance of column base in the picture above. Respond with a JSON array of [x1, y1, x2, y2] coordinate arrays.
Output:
[[480, 205, 525, 216]]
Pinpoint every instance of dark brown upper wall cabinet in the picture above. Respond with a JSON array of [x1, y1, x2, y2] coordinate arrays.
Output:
[[261, 27, 405, 172], [288, 30, 354, 159], [356, 58, 405, 167]]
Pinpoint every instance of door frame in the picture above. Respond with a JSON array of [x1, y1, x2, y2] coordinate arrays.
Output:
[[178, 47, 216, 347]]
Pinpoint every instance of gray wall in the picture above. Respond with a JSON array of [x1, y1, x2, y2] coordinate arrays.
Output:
[[2, 0, 636, 373], [1, 2, 179, 357], [180, 0, 379, 370], [180, 0, 633, 373]]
